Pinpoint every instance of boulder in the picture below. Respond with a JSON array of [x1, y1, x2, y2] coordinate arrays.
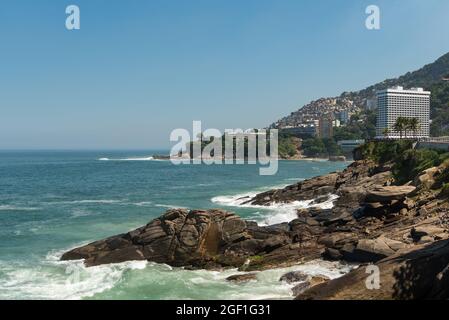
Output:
[[323, 248, 343, 261], [279, 271, 309, 284], [346, 237, 397, 262], [261, 235, 291, 253], [414, 167, 440, 190], [226, 273, 257, 283], [309, 194, 334, 206], [62, 209, 252, 268], [290, 217, 320, 227], [317, 233, 357, 249], [292, 275, 330, 296], [296, 239, 449, 300], [243, 173, 339, 206], [411, 226, 447, 242], [365, 186, 416, 204], [334, 186, 367, 210], [329, 156, 346, 162]]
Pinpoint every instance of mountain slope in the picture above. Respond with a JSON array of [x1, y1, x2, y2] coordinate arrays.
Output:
[[346, 51, 449, 102], [273, 52, 449, 137]]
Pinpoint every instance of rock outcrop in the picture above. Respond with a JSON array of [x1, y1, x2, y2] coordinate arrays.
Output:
[[61, 158, 449, 299], [292, 275, 330, 296], [226, 273, 258, 282], [245, 159, 387, 208], [364, 186, 416, 203], [296, 239, 449, 300], [279, 271, 309, 284], [62, 209, 252, 268], [62, 209, 325, 270]]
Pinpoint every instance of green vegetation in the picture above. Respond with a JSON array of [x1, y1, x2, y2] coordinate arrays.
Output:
[[441, 183, 449, 197], [278, 135, 300, 159], [300, 137, 343, 158], [358, 140, 414, 164], [333, 109, 377, 141], [437, 159, 449, 187], [357, 140, 449, 184], [392, 117, 420, 139], [430, 81, 449, 136], [187, 130, 296, 159], [275, 53, 449, 159], [342, 52, 449, 138], [250, 255, 264, 261], [393, 149, 443, 184], [346, 52, 449, 103]]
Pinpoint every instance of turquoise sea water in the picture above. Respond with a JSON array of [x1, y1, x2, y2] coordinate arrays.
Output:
[[0, 151, 350, 300]]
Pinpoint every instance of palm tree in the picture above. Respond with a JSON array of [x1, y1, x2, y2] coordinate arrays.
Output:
[[403, 118, 410, 139], [408, 118, 420, 139], [394, 117, 407, 139], [382, 127, 390, 138]]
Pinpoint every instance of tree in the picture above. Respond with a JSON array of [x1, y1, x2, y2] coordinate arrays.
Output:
[[394, 117, 407, 139], [382, 127, 390, 138], [301, 138, 326, 158], [323, 138, 343, 156], [408, 117, 420, 139]]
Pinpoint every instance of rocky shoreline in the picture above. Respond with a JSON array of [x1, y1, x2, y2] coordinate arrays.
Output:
[[62, 155, 449, 299]]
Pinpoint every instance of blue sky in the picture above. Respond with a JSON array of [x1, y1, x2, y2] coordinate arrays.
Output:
[[1, 0, 449, 149]]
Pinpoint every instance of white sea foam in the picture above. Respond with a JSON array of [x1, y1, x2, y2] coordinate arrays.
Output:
[[52, 199, 123, 205], [133, 201, 153, 207], [168, 259, 352, 300], [0, 244, 352, 300], [212, 190, 338, 226], [70, 208, 94, 218], [0, 245, 149, 300], [284, 177, 305, 181], [0, 205, 40, 211], [0, 260, 148, 300], [155, 204, 187, 210], [98, 156, 158, 161]]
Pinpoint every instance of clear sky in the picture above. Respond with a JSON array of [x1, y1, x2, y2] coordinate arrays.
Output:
[[1, 0, 449, 149]]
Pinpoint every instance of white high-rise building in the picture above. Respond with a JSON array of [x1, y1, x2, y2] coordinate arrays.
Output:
[[376, 86, 430, 139]]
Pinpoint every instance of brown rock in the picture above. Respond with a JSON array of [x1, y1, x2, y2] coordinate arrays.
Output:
[[292, 275, 330, 296], [365, 186, 416, 203], [414, 167, 440, 190], [296, 239, 449, 300], [226, 273, 258, 283], [279, 271, 309, 284], [62, 209, 252, 268], [346, 237, 397, 262]]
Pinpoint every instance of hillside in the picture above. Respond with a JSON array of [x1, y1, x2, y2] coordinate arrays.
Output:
[[272, 52, 449, 137], [344, 51, 449, 102]]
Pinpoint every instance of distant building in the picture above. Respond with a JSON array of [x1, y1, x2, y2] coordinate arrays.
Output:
[[318, 114, 334, 139], [366, 98, 377, 111], [338, 110, 350, 124], [280, 125, 318, 137], [338, 139, 365, 153], [376, 86, 431, 139]]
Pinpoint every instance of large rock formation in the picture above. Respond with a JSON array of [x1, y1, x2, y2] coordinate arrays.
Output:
[[296, 239, 449, 300], [61, 209, 325, 269], [62, 209, 252, 268], [364, 186, 416, 203], [61, 159, 449, 299], [245, 159, 388, 207]]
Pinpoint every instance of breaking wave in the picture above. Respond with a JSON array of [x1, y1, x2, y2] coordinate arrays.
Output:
[[98, 156, 159, 161], [0, 205, 40, 212], [0, 248, 351, 300], [211, 190, 338, 226]]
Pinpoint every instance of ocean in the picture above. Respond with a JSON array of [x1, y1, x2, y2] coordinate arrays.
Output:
[[0, 151, 351, 300]]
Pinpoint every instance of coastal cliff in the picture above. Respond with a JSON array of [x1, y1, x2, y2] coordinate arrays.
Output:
[[62, 141, 449, 299]]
